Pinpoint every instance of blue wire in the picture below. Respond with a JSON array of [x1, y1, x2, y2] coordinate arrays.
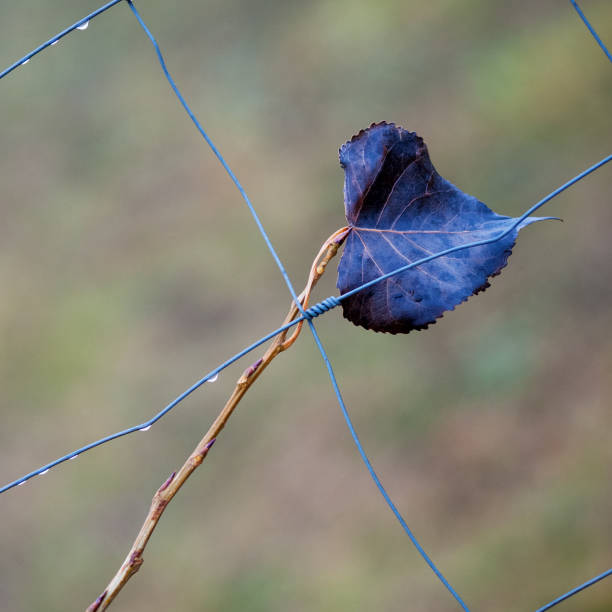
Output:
[[0, 0, 125, 81], [340, 154, 611, 302], [1, 2, 611, 610], [0, 14, 612, 596], [298, 152, 611, 611], [124, 6, 469, 605], [571, 0, 612, 62], [535, 5, 612, 608], [0, 317, 299, 494], [4, 149, 608, 494], [124, 1, 304, 312], [304, 318, 472, 611], [535, 566, 612, 611], [124, 7, 610, 609]]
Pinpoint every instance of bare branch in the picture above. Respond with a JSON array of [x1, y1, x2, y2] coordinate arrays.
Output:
[[87, 226, 349, 611]]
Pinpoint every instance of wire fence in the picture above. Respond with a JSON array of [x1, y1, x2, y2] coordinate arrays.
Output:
[[1, 1, 611, 610]]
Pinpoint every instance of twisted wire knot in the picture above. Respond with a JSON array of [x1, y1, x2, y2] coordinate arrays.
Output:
[[303, 296, 341, 319]]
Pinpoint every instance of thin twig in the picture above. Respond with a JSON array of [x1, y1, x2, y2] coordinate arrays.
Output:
[[86, 226, 349, 611]]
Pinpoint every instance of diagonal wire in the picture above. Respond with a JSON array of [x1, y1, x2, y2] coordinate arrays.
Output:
[[0, 0, 124, 80], [0, 1, 610, 610], [571, 0, 612, 62], [124, 0, 304, 312], [338, 154, 611, 302], [3, 152, 609, 496], [124, 3, 470, 606], [304, 318, 471, 611], [535, 567, 612, 612], [534, 3, 612, 609], [0, 318, 298, 494], [114, 5, 612, 608]]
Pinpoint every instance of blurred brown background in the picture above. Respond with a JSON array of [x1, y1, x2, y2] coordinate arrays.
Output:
[[1, 1, 611, 611]]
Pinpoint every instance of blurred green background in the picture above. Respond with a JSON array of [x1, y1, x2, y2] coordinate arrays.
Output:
[[1, 1, 611, 610]]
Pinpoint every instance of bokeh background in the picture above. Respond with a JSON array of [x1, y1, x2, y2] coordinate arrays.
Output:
[[1, 1, 611, 611]]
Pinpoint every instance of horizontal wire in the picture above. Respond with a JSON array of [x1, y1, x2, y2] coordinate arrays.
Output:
[[2, 153, 608, 492], [340, 154, 611, 302], [0, 0, 125, 81], [0, 318, 297, 494], [2, 2, 608, 498]]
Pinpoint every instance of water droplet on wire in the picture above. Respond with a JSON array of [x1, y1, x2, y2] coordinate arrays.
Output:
[[69, 454, 79, 460], [40, 469, 50, 475], [17, 481, 26, 486], [22, 59, 30, 65], [51, 40, 60, 47], [208, 373, 219, 383], [77, 21, 89, 31], [140, 425, 152, 432]]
